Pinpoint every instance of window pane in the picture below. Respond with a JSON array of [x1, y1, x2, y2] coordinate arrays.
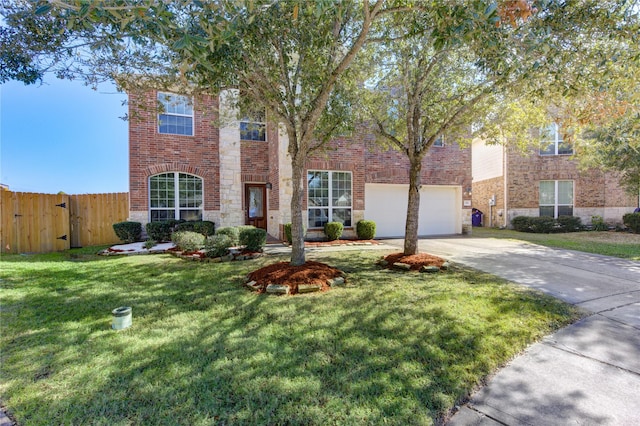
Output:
[[158, 92, 193, 136], [557, 181, 573, 204], [539, 181, 555, 205], [248, 187, 264, 218], [240, 122, 266, 141], [557, 206, 573, 216], [332, 172, 352, 207], [308, 171, 328, 207], [151, 210, 175, 222], [180, 210, 202, 221], [332, 208, 352, 227], [308, 208, 329, 229], [558, 141, 573, 155], [539, 206, 555, 217]]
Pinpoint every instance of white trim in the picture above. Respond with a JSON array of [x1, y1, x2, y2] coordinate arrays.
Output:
[[157, 92, 194, 136]]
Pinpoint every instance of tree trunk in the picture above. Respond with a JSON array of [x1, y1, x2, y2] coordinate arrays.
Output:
[[290, 154, 306, 266], [404, 157, 422, 255]]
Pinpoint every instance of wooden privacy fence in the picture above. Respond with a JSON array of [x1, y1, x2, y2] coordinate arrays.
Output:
[[1, 191, 129, 254]]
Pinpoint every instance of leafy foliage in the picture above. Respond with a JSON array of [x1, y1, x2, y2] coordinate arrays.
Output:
[[214, 227, 240, 246], [175, 221, 215, 237], [356, 220, 376, 240], [204, 234, 233, 258], [112, 221, 142, 244], [623, 213, 640, 234], [171, 231, 205, 252], [146, 220, 181, 242], [238, 226, 267, 252], [324, 222, 344, 241]]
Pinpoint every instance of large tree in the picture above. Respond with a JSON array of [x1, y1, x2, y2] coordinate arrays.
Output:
[[1, 0, 411, 266], [357, 0, 640, 255]]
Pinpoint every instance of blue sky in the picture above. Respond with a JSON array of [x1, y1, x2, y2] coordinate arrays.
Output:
[[1, 77, 129, 194]]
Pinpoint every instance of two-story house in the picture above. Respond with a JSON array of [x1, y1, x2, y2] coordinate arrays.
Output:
[[127, 89, 473, 240], [472, 124, 638, 228]]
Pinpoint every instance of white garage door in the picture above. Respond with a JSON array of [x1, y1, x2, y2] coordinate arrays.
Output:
[[364, 184, 460, 238]]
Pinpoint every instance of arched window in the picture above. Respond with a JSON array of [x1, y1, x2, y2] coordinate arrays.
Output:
[[149, 173, 203, 221]]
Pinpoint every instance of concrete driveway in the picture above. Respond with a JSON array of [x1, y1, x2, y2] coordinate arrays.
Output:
[[385, 237, 640, 425]]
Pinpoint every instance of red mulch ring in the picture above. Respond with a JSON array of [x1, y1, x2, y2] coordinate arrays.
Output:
[[247, 261, 345, 295], [382, 252, 446, 271]]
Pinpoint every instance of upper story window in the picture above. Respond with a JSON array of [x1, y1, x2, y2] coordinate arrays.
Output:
[[307, 171, 352, 229], [240, 107, 266, 141], [158, 92, 193, 136], [433, 135, 445, 147], [540, 123, 572, 156]]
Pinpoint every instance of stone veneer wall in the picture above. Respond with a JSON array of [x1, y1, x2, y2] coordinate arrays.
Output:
[[472, 176, 505, 228]]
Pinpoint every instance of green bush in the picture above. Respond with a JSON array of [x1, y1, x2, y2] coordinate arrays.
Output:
[[284, 223, 292, 244], [215, 227, 240, 246], [205, 234, 233, 258], [324, 221, 344, 241], [623, 212, 640, 233], [556, 215, 582, 233], [143, 239, 157, 249], [146, 220, 180, 242], [175, 221, 215, 236], [171, 231, 206, 252], [112, 221, 142, 243], [356, 220, 376, 240], [239, 227, 267, 252], [528, 216, 556, 233], [283, 223, 306, 244], [511, 216, 532, 232], [591, 215, 608, 231]]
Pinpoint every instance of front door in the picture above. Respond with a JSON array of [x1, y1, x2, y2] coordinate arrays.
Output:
[[245, 184, 267, 230]]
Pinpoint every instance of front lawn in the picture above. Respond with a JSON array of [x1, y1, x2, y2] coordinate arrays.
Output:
[[0, 248, 580, 425], [472, 227, 640, 260]]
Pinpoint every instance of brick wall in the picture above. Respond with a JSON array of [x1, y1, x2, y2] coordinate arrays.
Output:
[[128, 90, 220, 217], [472, 176, 504, 227]]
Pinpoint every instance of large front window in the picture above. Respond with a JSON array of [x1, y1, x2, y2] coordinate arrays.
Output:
[[158, 92, 193, 136], [149, 173, 203, 221], [539, 180, 573, 218], [540, 123, 572, 156], [307, 171, 352, 229]]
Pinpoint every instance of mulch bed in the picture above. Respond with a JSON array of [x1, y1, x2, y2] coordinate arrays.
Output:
[[246, 261, 345, 295], [381, 252, 446, 271]]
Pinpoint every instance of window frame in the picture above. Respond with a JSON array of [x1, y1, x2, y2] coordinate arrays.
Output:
[[239, 107, 267, 142], [433, 135, 445, 147], [149, 172, 203, 222], [157, 92, 194, 136], [539, 123, 572, 156], [307, 170, 353, 229], [539, 180, 574, 218]]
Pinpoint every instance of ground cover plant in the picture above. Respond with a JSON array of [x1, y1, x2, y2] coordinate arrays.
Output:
[[472, 227, 640, 260], [0, 247, 580, 425]]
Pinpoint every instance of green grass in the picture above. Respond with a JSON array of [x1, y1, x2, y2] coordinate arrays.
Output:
[[472, 227, 640, 260], [1, 248, 581, 425]]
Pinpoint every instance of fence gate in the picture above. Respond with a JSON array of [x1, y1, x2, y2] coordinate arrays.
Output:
[[1, 191, 70, 254], [1, 191, 129, 254]]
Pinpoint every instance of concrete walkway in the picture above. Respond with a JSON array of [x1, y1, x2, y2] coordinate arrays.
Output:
[[385, 237, 640, 425]]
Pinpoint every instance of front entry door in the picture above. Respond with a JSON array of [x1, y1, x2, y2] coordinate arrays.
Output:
[[245, 184, 267, 230]]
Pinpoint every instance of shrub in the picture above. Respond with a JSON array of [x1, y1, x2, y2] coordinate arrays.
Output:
[[205, 234, 233, 258], [556, 215, 582, 233], [283, 223, 307, 244], [511, 216, 532, 232], [172, 231, 206, 252], [528, 216, 556, 234], [146, 220, 180, 242], [591, 215, 608, 231], [112, 221, 142, 243], [324, 221, 344, 241], [143, 239, 157, 249], [284, 223, 292, 244], [175, 221, 215, 236], [215, 227, 240, 246], [239, 227, 267, 252], [623, 212, 640, 233], [356, 220, 376, 240]]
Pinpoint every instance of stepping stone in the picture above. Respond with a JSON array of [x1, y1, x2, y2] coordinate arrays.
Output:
[[393, 262, 411, 271], [328, 277, 345, 287], [420, 265, 440, 273], [246, 281, 261, 291], [266, 284, 290, 295], [298, 283, 322, 293]]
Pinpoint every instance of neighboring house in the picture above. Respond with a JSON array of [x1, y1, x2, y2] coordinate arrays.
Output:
[[127, 89, 472, 239], [472, 124, 638, 228]]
